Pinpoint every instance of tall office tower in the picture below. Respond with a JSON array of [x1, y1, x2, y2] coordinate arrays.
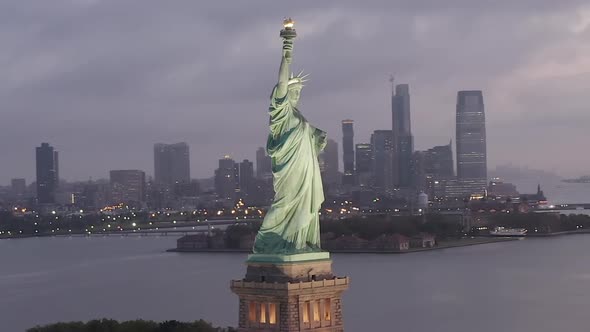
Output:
[[215, 156, 237, 201], [36, 143, 58, 204], [11, 178, 26, 197], [391, 83, 414, 188], [371, 130, 394, 192], [319, 138, 339, 186], [53, 151, 59, 188], [79, 182, 100, 211], [255, 147, 272, 179], [341, 119, 355, 185], [153, 142, 190, 186], [456, 90, 487, 196], [109, 170, 146, 204], [410, 151, 426, 192], [424, 142, 454, 178], [355, 143, 373, 187], [238, 159, 254, 199]]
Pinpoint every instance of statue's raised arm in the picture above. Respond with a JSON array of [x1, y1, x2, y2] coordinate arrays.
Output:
[[276, 18, 296, 99]]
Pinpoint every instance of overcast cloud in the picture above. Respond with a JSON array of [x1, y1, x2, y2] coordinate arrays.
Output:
[[1, 0, 589, 184]]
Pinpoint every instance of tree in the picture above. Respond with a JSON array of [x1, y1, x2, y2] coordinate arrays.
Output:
[[27, 319, 236, 332]]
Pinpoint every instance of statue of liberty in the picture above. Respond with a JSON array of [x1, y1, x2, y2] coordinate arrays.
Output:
[[253, 19, 327, 255]]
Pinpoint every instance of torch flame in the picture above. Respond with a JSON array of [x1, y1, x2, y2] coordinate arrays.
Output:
[[283, 18, 295, 29]]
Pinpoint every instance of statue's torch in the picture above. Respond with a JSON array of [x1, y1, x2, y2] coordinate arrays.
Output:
[[280, 18, 297, 40]]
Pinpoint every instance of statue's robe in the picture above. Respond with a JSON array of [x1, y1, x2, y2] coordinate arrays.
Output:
[[253, 85, 327, 254]]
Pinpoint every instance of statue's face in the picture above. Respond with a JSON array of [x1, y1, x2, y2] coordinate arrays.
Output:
[[288, 85, 302, 106]]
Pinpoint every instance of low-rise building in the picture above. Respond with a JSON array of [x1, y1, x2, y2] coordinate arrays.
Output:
[[368, 234, 410, 251], [176, 234, 208, 250], [324, 234, 369, 250], [410, 233, 436, 248]]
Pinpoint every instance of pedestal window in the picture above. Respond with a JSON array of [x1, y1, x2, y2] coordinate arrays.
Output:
[[324, 298, 331, 322], [248, 301, 257, 323], [248, 301, 278, 328], [302, 301, 310, 323], [269, 302, 277, 324], [312, 300, 321, 322], [260, 303, 267, 323]]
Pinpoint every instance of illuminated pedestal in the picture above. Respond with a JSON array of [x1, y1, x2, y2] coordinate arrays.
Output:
[[231, 253, 349, 331]]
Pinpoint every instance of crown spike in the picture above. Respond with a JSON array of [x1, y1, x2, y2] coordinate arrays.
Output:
[[300, 72, 310, 83]]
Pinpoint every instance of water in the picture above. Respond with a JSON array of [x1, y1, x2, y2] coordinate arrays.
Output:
[[2, 235, 590, 331]]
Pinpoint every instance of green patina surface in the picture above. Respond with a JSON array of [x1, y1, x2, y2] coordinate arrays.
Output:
[[252, 20, 326, 259], [247, 252, 330, 263]]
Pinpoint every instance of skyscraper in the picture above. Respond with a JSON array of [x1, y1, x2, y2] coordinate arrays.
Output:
[[238, 159, 254, 199], [154, 142, 190, 186], [215, 156, 237, 201], [424, 142, 454, 178], [391, 83, 414, 188], [414, 142, 455, 200], [410, 151, 426, 193], [109, 170, 146, 204], [53, 151, 59, 187], [36, 143, 58, 204], [355, 143, 372, 187], [319, 139, 339, 186], [371, 130, 394, 192], [456, 90, 487, 196], [255, 147, 272, 179], [341, 119, 355, 185]]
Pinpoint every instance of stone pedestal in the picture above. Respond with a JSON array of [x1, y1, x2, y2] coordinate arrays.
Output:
[[231, 253, 349, 331]]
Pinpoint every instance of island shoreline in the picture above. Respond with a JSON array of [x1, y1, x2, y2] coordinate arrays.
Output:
[[167, 237, 519, 254]]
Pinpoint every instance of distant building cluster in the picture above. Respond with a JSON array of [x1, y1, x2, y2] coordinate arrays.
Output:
[[313, 81, 490, 210], [0, 137, 278, 213], [0, 82, 550, 215]]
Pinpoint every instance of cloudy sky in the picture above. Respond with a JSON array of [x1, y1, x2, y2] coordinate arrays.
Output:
[[1, 0, 589, 184]]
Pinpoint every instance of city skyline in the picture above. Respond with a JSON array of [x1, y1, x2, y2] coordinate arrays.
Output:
[[2, 1, 590, 184]]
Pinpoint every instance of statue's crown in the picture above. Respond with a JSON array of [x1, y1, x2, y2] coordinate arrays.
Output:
[[287, 70, 309, 87]]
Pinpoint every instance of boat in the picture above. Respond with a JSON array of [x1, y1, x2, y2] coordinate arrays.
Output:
[[489, 226, 527, 237]]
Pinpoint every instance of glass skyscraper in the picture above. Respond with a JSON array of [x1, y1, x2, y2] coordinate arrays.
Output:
[[456, 90, 487, 196], [355, 143, 373, 187], [36, 143, 58, 204], [319, 139, 339, 186], [154, 142, 190, 186], [392, 84, 414, 188], [341, 119, 355, 186], [371, 130, 394, 192]]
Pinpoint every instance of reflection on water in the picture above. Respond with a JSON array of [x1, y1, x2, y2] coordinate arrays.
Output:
[[1, 235, 590, 332]]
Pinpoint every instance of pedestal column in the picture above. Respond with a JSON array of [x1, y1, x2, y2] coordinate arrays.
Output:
[[231, 253, 349, 331]]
